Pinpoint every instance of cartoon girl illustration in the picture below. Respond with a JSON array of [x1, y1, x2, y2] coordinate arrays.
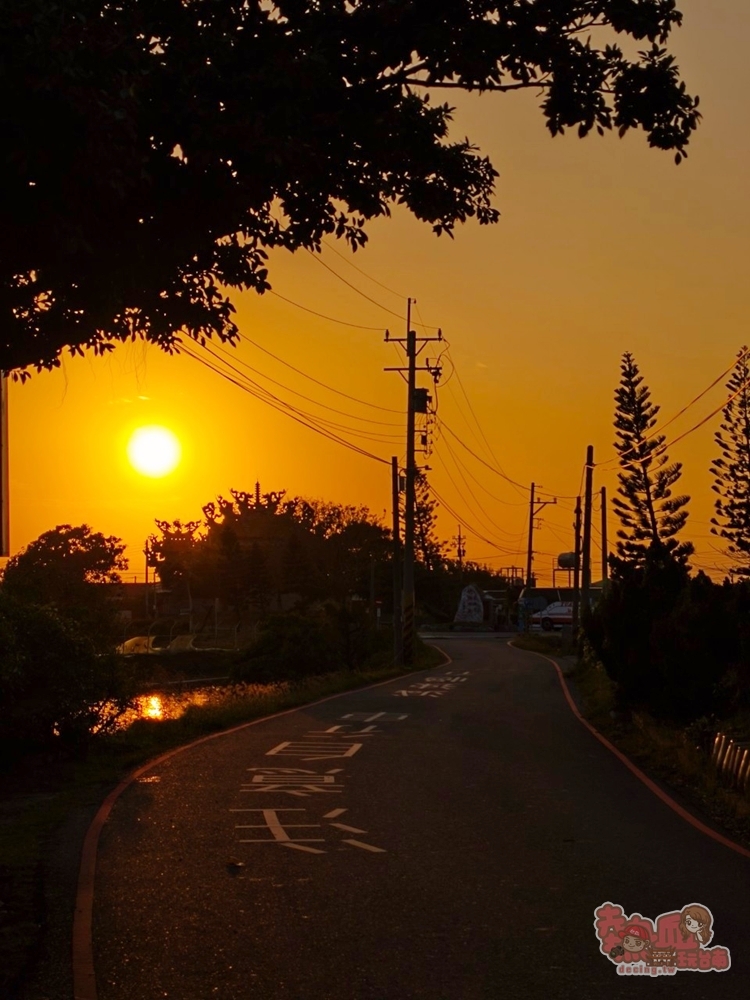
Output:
[[679, 904, 713, 946]]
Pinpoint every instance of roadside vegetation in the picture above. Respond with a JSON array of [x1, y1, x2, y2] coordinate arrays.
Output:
[[0, 633, 443, 999], [515, 349, 750, 854], [0, 497, 466, 998]]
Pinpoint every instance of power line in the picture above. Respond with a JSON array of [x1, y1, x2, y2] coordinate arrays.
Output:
[[598, 349, 750, 470], [430, 485, 529, 556], [434, 432, 531, 532], [268, 290, 386, 331], [438, 419, 529, 494], [303, 248, 408, 321], [240, 334, 401, 414], [209, 338, 401, 428], [198, 340, 401, 445], [433, 448, 522, 548], [321, 238, 406, 301], [657, 376, 750, 453], [449, 356, 528, 499], [182, 343, 390, 466]]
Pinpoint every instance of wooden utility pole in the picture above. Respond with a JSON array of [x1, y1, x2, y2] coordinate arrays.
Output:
[[384, 303, 442, 665], [455, 524, 465, 581], [572, 496, 582, 628], [403, 313, 417, 666], [526, 482, 536, 586], [0, 376, 8, 556], [581, 445, 594, 609], [601, 486, 608, 582], [391, 456, 403, 666], [526, 484, 557, 587]]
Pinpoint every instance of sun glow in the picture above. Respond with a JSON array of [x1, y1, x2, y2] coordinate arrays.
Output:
[[127, 426, 181, 477], [141, 695, 164, 720]]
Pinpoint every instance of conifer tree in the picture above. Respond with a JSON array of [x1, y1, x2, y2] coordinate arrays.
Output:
[[711, 347, 750, 575], [611, 353, 693, 566], [413, 472, 446, 572]]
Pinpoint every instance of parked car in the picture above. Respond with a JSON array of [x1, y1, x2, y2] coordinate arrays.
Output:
[[531, 601, 574, 631]]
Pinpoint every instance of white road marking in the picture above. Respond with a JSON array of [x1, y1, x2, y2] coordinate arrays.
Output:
[[342, 839, 386, 853], [235, 808, 324, 843], [323, 808, 347, 819], [266, 741, 363, 760], [340, 712, 408, 721], [330, 822, 367, 834]]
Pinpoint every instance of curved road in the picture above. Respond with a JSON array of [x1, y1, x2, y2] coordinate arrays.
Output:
[[91, 639, 750, 998]]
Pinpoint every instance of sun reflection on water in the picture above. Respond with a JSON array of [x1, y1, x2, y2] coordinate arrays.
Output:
[[143, 695, 164, 720]]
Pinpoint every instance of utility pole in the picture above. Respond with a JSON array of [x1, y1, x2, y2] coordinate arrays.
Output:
[[384, 301, 442, 665], [454, 524, 466, 582], [391, 456, 403, 666], [0, 376, 8, 557], [581, 445, 594, 610], [525, 483, 557, 587], [144, 539, 151, 617], [526, 483, 535, 586], [601, 486, 608, 583], [572, 496, 582, 629]]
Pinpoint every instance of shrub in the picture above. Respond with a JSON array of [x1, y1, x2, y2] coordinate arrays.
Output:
[[0, 595, 135, 749], [585, 552, 744, 722], [231, 604, 390, 683]]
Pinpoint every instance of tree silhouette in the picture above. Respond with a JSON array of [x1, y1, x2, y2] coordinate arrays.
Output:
[[2, 1, 699, 375], [1, 523, 126, 605], [711, 347, 750, 575], [0, 523, 127, 649], [412, 472, 445, 571], [611, 352, 692, 567]]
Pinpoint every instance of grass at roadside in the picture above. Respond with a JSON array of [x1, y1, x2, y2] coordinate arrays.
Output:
[[0, 640, 445, 998], [511, 636, 750, 852], [511, 632, 578, 660]]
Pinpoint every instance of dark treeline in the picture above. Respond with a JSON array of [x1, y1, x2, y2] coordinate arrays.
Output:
[[0, 482, 511, 749]]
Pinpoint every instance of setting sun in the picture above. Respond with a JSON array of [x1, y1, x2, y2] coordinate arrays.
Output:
[[127, 426, 181, 478]]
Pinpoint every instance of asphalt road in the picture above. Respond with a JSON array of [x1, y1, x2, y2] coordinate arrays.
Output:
[[92, 639, 750, 999]]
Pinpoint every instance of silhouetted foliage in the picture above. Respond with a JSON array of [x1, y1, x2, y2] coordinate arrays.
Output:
[[611, 353, 693, 567], [149, 487, 391, 612], [1, 523, 127, 649], [584, 555, 748, 721], [2, 1, 699, 375], [711, 347, 750, 575], [232, 603, 388, 682], [0, 594, 135, 748]]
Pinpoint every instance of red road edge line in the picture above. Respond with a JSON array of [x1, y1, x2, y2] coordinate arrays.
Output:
[[72, 648, 452, 1000], [511, 642, 750, 862]]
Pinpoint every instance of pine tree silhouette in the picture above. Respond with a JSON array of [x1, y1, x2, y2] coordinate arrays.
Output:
[[711, 347, 750, 575], [612, 352, 693, 567]]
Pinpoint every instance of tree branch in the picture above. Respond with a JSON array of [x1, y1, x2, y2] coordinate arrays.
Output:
[[406, 78, 548, 92]]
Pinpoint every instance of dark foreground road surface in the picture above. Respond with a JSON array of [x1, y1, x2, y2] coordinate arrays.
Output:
[[92, 639, 750, 999]]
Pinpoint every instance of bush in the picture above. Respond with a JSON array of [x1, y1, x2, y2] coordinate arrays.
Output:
[[0, 595, 136, 749], [231, 604, 391, 683], [584, 554, 746, 722]]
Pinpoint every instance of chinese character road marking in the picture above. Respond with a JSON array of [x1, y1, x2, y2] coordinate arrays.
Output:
[[340, 712, 408, 722], [394, 671, 471, 697], [238, 767, 344, 797], [266, 741, 363, 760], [342, 839, 386, 853], [307, 725, 380, 735], [235, 808, 325, 852], [235, 809, 385, 853]]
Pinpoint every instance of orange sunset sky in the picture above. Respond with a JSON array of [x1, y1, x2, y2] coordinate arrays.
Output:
[[5, 0, 749, 586]]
